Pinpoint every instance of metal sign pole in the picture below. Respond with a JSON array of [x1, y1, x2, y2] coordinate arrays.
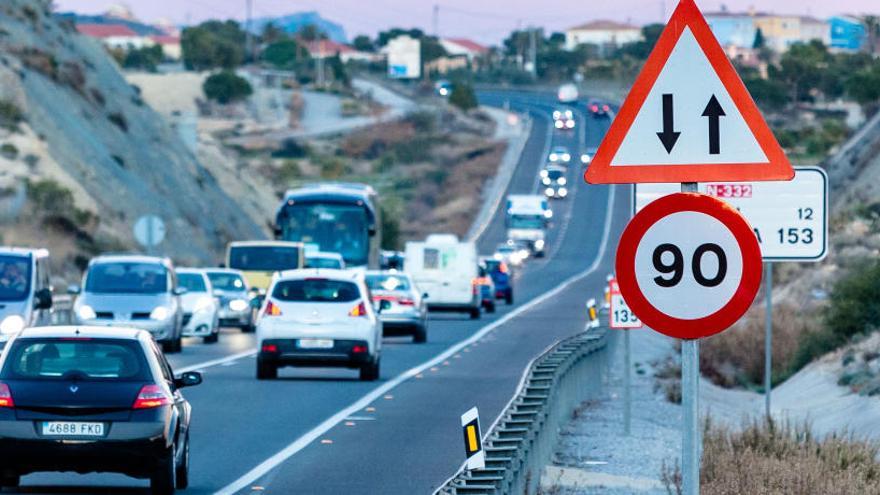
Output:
[[624, 329, 631, 436], [764, 261, 773, 419], [681, 181, 699, 495], [146, 215, 154, 256]]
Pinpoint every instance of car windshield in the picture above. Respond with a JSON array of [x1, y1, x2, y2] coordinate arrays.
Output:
[[272, 279, 361, 303], [305, 257, 343, 269], [2, 339, 150, 381], [509, 215, 545, 229], [280, 203, 370, 266], [365, 274, 411, 292], [552, 147, 568, 154], [177, 273, 207, 293], [206, 272, 246, 291], [229, 246, 301, 272], [546, 169, 564, 180], [85, 262, 168, 294], [0, 255, 31, 302]]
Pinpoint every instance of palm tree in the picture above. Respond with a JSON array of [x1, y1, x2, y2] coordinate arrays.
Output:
[[864, 15, 879, 55]]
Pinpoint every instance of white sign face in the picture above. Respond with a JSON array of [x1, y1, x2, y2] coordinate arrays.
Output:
[[610, 292, 642, 329], [611, 27, 766, 167], [460, 407, 484, 470], [634, 211, 745, 320], [133, 215, 166, 248], [387, 35, 421, 79], [633, 167, 827, 261]]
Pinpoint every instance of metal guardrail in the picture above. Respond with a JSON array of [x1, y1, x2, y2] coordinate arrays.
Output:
[[436, 311, 609, 495]]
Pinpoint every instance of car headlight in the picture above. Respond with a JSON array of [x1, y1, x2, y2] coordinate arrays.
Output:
[[558, 177, 567, 186], [581, 154, 591, 163], [229, 299, 249, 312], [554, 120, 563, 129], [566, 120, 575, 128], [194, 297, 214, 313], [77, 305, 96, 321], [559, 187, 568, 197], [542, 177, 551, 185], [545, 187, 554, 197], [562, 153, 571, 162], [540, 169, 548, 178], [150, 306, 170, 321], [535, 239, 545, 250], [549, 153, 558, 161], [544, 210, 553, 219], [0, 315, 25, 335]]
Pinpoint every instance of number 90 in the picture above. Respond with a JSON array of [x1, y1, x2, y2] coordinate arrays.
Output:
[[652, 243, 727, 288]]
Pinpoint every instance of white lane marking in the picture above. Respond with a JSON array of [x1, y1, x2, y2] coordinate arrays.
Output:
[[176, 350, 257, 374], [531, 110, 556, 195], [216, 184, 619, 495], [344, 416, 376, 421]]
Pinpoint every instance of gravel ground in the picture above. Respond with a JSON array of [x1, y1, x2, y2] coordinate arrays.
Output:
[[543, 330, 680, 494]]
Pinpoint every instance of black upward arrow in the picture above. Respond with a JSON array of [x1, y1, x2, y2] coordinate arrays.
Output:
[[656, 93, 680, 154], [702, 95, 726, 155]]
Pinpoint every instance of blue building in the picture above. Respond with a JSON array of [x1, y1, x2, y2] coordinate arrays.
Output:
[[829, 16, 866, 52], [704, 12, 759, 49]]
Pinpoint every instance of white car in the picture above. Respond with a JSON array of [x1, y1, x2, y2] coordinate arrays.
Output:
[[548, 146, 571, 163], [256, 269, 383, 381], [305, 251, 346, 270], [176, 269, 220, 343]]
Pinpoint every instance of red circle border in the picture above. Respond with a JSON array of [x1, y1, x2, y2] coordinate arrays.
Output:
[[615, 192, 762, 339]]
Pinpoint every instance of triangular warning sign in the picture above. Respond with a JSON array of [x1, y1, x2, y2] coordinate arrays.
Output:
[[585, 0, 794, 184]]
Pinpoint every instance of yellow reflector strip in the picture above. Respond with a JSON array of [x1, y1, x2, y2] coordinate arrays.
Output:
[[466, 425, 478, 453]]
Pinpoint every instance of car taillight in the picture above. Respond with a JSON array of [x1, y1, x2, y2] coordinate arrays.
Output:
[[352, 344, 368, 354], [602, 104, 610, 111], [349, 301, 367, 317], [591, 105, 598, 112], [262, 343, 278, 353], [132, 384, 172, 409], [0, 383, 14, 408], [398, 298, 415, 306], [264, 300, 282, 317]]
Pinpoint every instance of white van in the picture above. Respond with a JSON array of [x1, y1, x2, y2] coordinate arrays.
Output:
[[404, 234, 480, 319], [506, 195, 549, 257], [0, 248, 54, 343]]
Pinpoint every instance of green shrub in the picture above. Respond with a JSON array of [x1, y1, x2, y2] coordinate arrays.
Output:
[[0, 143, 18, 160], [448, 82, 478, 111], [203, 70, 253, 104], [0, 100, 23, 131], [826, 260, 880, 341]]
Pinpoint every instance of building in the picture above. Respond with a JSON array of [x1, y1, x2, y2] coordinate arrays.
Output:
[[148, 35, 181, 60], [564, 20, 642, 51], [829, 16, 866, 52], [753, 15, 830, 52], [704, 11, 758, 49], [304, 40, 376, 63], [76, 23, 150, 50], [424, 56, 469, 75], [440, 38, 489, 61]]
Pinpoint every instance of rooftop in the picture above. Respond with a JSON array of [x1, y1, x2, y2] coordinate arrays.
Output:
[[444, 38, 489, 54], [76, 23, 138, 38], [568, 20, 641, 32]]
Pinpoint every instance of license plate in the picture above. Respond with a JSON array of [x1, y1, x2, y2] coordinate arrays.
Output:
[[41, 421, 105, 437], [297, 338, 334, 349]]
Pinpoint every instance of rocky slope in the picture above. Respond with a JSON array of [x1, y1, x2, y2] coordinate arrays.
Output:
[[0, 0, 264, 276]]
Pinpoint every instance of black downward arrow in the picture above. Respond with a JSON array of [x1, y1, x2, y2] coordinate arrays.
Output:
[[702, 95, 726, 155], [656, 93, 680, 154]]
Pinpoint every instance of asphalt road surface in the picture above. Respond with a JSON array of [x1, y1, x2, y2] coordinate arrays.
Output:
[[17, 90, 630, 494]]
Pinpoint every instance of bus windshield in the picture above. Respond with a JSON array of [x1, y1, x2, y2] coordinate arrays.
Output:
[[229, 246, 302, 272], [508, 215, 544, 230], [281, 204, 370, 267]]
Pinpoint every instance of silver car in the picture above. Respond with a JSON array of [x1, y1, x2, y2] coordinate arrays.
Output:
[[70, 255, 185, 353], [365, 271, 427, 343], [0, 248, 54, 345], [204, 268, 255, 332]]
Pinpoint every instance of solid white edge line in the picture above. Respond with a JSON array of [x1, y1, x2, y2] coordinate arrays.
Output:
[[177, 350, 257, 374], [433, 181, 619, 493], [216, 184, 619, 495]]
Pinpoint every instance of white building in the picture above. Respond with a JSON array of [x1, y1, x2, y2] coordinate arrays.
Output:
[[76, 24, 151, 50], [565, 20, 643, 51]]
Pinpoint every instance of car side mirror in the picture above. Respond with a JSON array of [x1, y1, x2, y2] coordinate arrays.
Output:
[[34, 288, 53, 310], [67, 284, 81, 295], [173, 287, 188, 296], [375, 299, 392, 313], [368, 227, 377, 237], [422, 293, 429, 299], [250, 297, 262, 309], [174, 371, 202, 388]]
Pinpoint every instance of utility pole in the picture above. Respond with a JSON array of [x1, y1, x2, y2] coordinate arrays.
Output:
[[316, 40, 325, 87], [245, 0, 254, 63], [529, 27, 537, 79], [516, 19, 523, 70], [433, 4, 439, 37]]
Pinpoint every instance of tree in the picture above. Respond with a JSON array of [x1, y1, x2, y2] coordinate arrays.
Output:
[[548, 32, 566, 48], [753, 28, 766, 49], [420, 36, 447, 64], [123, 45, 164, 72], [864, 16, 879, 55], [376, 28, 424, 47], [261, 22, 285, 44], [262, 39, 309, 69], [181, 20, 246, 70], [449, 82, 477, 111], [776, 40, 830, 103], [298, 24, 326, 42], [203, 70, 253, 104], [617, 23, 664, 59], [352, 34, 374, 52]]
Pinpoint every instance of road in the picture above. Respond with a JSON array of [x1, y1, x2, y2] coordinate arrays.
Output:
[[17, 90, 629, 494]]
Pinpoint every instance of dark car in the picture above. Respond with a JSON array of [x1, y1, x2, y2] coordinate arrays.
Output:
[[0, 326, 202, 494], [483, 259, 513, 305], [587, 99, 610, 117], [473, 267, 496, 314]]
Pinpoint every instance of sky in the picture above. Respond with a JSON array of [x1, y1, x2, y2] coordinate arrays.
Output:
[[55, 0, 880, 45]]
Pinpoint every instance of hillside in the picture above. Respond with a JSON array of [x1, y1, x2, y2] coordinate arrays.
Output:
[[250, 12, 347, 43], [0, 0, 265, 277]]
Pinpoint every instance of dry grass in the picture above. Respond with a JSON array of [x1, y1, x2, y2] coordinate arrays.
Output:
[[696, 419, 880, 495], [700, 303, 822, 389]]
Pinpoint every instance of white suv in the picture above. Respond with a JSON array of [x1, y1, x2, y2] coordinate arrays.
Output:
[[256, 269, 384, 381]]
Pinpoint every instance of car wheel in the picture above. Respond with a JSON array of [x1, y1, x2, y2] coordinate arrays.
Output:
[[175, 432, 190, 489], [469, 307, 481, 320], [360, 358, 380, 381], [161, 340, 174, 353], [413, 325, 427, 344], [150, 448, 176, 495], [204, 329, 219, 344], [0, 474, 19, 490], [505, 291, 514, 305], [256, 359, 277, 380], [242, 324, 256, 333], [487, 302, 496, 313], [173, 336, 183, 353]]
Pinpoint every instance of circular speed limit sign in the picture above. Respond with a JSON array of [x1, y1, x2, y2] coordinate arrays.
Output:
[[616, 193, 762, 339]]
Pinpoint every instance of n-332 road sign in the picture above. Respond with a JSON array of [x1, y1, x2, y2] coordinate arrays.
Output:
[[633, 167, 827, 261]]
